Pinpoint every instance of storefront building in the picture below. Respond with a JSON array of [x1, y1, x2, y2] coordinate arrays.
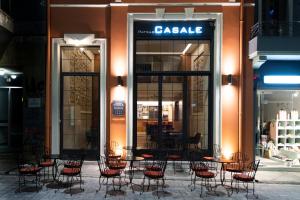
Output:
[[46, 0, 255, 160], [250, 0, 300, 164]]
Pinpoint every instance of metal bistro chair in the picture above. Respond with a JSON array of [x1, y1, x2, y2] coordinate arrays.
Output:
[[192, 160, 219, 197], [38, 149, 56, 182], [189, 152, 209, 188], [225, 152, 249, 182], [17, 154, 42, 192], [231, 160, 260, 198], [187, 132, 201, 150], [140, 159, 168, 199], [56, 154, 84, 195], [96, 155, 122, 198]]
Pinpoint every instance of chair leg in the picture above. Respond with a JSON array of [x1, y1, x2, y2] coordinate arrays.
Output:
[[200, 178, 203, 197], [18, 175, 21, 192], [156, 179, 159, 199], [140, 176, 146, 195], [105, 178, 108, 198], [147, 178, 150, 191]]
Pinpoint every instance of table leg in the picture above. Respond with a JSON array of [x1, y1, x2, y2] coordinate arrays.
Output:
[[220, 163, 226, 185]]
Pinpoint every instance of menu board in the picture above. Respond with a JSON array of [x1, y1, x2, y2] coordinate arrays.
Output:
[[112, 100, 125, 117]]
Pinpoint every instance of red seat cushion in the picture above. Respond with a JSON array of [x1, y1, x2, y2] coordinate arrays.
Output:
[[19, 166, 41, 174], [168, 155, 181, 160], [226, 166, 244, 173], [61, 168, 81, 175], [142, 154, 154, 159], [101, 169, 120, 177], [192, 165, 209, 172], [109, 162, 127, 170], [203, 156, 214, 161], [145, 165, 161, 171], [144, 170, 164, 179], [195, 171, 215, 178], [233, 174, 254, 182], [40, 161, 54, 167], [64, 161, 81, 168]]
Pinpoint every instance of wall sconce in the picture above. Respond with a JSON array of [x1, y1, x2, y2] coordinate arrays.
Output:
[[117, 76, 124, 87], [222, 74, 235, 85], [227, 74, 233, 85]]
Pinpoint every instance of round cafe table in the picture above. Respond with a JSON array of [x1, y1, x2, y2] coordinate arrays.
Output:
[[123, 156, 144, 183]]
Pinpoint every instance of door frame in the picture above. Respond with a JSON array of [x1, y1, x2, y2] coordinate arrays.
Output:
[[127, 13, 223, 153], [51, 37, 107, 156]]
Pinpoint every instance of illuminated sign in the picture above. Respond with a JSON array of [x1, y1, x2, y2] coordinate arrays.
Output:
[[134, 21, 213, 39], [264, 75, 300, 84], [154, 26, 203, 35]]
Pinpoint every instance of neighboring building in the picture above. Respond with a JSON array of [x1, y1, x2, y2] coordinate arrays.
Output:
[[46, 0, 255, 160], [250, 0, 300, 164], [0, 0, 46, 154]]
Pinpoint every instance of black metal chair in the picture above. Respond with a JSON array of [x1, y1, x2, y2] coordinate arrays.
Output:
[[225, 152, 249, 183], [17, 154, 42, 192], [140, 159, 168, 199], [38, 148, 56, 182], [56, 154, 84, 195], [96, 155, 122, 198], [188, 152, 209, 188], [187, 132, 201, 150], [231, 160, 260, 198], [192, 160, 219, 197]]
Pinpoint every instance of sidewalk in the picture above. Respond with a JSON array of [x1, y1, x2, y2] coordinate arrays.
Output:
[[0, 173, 299, 200], [1, 160, 300, 199]]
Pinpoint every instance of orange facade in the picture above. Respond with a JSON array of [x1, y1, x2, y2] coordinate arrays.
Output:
[[47, 0, 255, 160]]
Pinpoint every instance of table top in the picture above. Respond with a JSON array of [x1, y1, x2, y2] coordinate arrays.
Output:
[[203, 156, 234, 163], [123, 156, 144, 161]]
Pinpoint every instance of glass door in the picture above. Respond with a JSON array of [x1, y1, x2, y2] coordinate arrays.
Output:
[[161, 76, 184, 150], [60, 46, 100, 157]]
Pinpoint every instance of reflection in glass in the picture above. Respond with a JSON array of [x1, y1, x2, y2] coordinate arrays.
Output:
[[136, 40, 210, 72], [61, 46, 100, 151]]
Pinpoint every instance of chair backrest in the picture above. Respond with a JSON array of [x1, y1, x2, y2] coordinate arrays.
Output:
[[232, 152, 249, 169], [206, 160, 218, 174], [97, 155, 108, 173], [157, 159, 168, 175], [213, 144, 222, 158], [245, 160, 260, 178]]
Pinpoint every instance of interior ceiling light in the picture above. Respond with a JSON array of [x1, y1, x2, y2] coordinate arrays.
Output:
[[264, 75, 300, 84], [182, 43, 192, 55], [11, 74, 17, 79]]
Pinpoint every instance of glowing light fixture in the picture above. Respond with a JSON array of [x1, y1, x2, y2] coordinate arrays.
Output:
[[182, 43, 192, 55], [0, 69, 5, 76], [264, 75, 300, 84], [11, 74, 17, 79], [222, 149, 232, 160], [64, 34, 95, 46], [117, 76, 124, 87], [227, 74, 233, 85]]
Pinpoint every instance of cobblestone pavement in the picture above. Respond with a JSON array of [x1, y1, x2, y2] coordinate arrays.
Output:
[[0, 172, 300, 200]]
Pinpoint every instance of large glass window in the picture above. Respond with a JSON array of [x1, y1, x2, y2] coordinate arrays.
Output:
[[134, 39, 212, 154]]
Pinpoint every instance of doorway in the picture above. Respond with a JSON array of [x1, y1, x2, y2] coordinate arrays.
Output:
[[256, 90, 300, 167], [134, 39, 213, 155], [0, 87, 23, 151], [60, 46, 100, 157]]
